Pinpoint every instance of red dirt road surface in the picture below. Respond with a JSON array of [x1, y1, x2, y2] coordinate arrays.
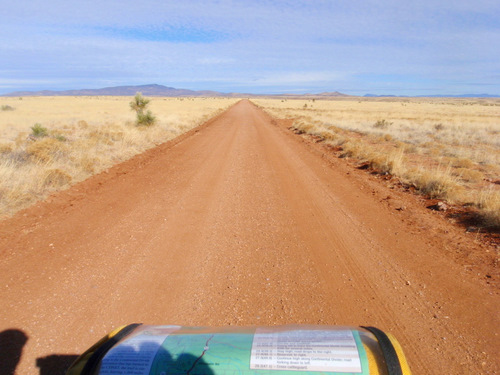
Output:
[[0, 100, 498, 374]]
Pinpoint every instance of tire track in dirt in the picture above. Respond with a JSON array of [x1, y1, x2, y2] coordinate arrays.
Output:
[[0, 100, 498, 374]]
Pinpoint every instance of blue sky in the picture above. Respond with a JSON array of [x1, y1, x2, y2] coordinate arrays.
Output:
[[1, 0, 499, 95]]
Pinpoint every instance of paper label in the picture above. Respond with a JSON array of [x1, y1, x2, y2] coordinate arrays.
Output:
[[97, 326, 368, 374], [250, 329, 363, 373]]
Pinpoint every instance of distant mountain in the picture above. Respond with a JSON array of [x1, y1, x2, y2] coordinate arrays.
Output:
[[3, 84, 226, 97], [2, 84, 351, 98], [313, 91, 350, 97], [4, 84, 498, 98]]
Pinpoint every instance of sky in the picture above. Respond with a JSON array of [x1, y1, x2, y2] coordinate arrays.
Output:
[[1, 0, 499, 96]]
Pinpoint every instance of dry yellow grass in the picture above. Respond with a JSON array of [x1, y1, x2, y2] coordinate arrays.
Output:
[[0, 96, 238, 217], [255, 97, 500, 228]]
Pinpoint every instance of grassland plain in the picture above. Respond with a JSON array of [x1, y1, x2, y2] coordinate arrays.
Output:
[[254, 97, 500, 229], [0, 96, 238, 217]]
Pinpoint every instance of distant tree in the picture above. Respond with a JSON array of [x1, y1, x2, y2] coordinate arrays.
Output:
[[130, 92, 156, 126]]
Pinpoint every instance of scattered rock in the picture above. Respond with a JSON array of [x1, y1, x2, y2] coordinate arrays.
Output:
[[428, 201, 448, 211]]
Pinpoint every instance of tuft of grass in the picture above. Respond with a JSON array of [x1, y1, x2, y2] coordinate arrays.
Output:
[[325, 135, 346, 147], [77, 120, 89, 129], [31, 123, 48, 138], [43, 168, 72, 188], [1, 105, 14, 111], [292, 120, 314, 135], [0, 143, 13, 154], [452, 168, 484, 182], [340, 140, 374, 160], [25, 137, 68, 163], [53, 134, 68, 142], [451, 157, 474, 169], [368, 149, 406, 175], [405, 166, 463, 201], [373, 119, 393, 129], [477, 188, 500, 228], [78, 155, 99, 174]]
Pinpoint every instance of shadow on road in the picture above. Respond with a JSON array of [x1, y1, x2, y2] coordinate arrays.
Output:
[[1, 328, 215, 375], [0, 329, 28, 375], [36, 354, 79, 375], [0, 328, 78, 375]]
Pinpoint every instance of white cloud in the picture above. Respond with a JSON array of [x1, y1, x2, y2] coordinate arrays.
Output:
[[197, 57, 236, 65], [0, 0, 499, 94], [248, 72, 349, 86]]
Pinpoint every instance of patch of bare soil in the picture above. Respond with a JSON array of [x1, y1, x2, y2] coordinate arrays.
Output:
[[0, 100, 498, 374]]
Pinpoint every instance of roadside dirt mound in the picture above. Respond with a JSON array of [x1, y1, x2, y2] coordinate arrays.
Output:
[[0, 100, 498, 374]]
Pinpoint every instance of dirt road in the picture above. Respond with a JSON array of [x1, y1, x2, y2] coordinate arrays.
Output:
[[0, 100, 498, 374]]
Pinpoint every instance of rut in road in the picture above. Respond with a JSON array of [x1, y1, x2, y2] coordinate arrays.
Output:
[[0, 99, 498, 374]]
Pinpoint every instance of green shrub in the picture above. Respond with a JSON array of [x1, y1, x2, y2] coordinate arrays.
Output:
[[1, 105, 14, 111], [137, 110, 156, 127], [373, 119, 392, 129], [130, 92, 156, 126], [130, 92, 150, 113], [31, 123, 48, 138]]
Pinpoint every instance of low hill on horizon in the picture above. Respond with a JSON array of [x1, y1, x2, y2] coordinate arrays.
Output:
[[4, 84, 496, 98], [2, 84, 225, 97], [2, 84, 352, 98]]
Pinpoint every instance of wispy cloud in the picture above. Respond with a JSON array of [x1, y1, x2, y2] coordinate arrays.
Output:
[[197, 57, 236, 65], [1, 0, 499, 95], [249, 71, 349, 86]]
